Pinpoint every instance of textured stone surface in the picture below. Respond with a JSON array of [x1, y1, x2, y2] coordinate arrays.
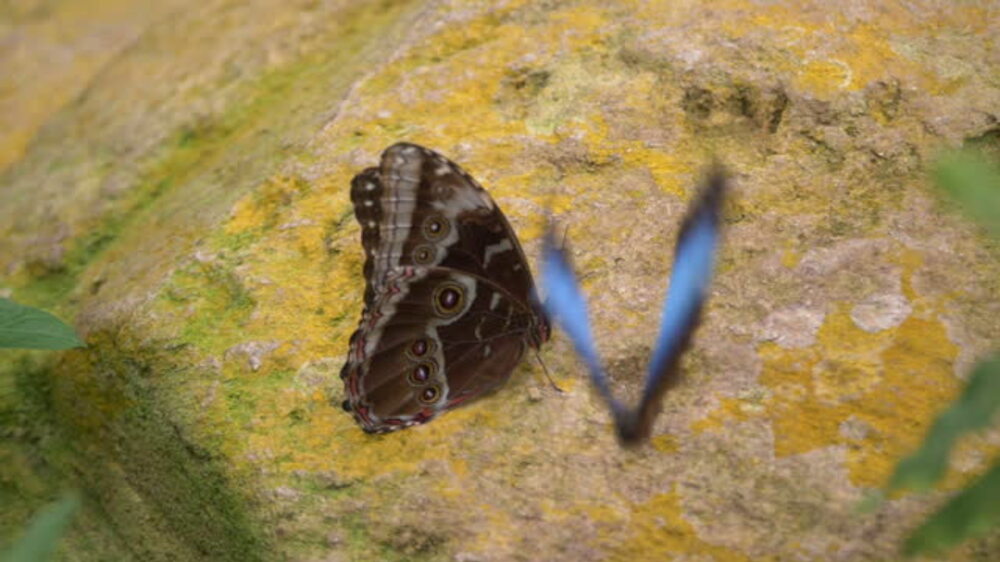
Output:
[[2, 1, 999, 560]]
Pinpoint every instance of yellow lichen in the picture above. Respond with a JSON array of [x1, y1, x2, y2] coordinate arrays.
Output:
[[608, 489, 754, 561], [711, 4, 967, 98], [649, 433, 679, 453], [760, 307, 959, 487], [225, 176, 311, 235], [780, 247, 801, 269], [690, 397, 754, 433], [794, 60, 853, 96], [692, 244, 975, 488]]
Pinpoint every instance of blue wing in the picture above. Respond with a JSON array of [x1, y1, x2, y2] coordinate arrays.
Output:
[[540, 231, 620, 411], [613, 169, 727, 444], [540, 168, 727, 446], [646, 171, 725, 391]]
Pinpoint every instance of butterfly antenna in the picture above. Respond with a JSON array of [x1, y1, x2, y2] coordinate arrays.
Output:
[[534, 350, 564, 393]]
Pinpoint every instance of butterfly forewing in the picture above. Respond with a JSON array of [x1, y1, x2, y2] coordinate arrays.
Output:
[[621, 169, 726, 443], [350, 144, 541, 305], [341, 143, 548, 433], [541, 168, 727, 446]]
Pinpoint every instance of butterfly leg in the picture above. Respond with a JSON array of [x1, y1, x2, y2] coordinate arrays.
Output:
[[532, 350, 564, 393]]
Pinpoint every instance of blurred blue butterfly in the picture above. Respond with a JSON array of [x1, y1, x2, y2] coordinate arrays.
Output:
[[541, 168, 727, 446]]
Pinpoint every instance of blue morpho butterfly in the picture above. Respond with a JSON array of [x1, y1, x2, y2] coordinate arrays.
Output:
[[541, 168, 727, 446]]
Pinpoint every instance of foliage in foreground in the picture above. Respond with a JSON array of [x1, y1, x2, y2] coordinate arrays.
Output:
[[1, 299, 83, 560], [0, 299, 83, 350], [1, 494, 81, 562], [882, 148, 1000, 556]]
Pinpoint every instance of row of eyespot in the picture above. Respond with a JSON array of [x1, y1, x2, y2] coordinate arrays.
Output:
[[407, 337, 441, 404]]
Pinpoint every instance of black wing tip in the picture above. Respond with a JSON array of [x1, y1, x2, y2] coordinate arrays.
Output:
[[698, 163, 728, 215], [674, 163, 729, 247]]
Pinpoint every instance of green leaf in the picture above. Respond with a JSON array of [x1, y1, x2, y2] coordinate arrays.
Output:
[[888, 355, 1000, 492], [0, 298, 83, 350], [1, 492, 81, 562], [934, 150, 1000, 237], [904, 460, 1000, 556]]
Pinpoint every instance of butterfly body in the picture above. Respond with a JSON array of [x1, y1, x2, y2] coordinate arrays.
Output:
[[340, 143, 548, 433]]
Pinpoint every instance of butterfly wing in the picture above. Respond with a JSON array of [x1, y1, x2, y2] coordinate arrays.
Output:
[[540, 232, 622, 415], [342, 267, 537, 432], [619, 169, 727, 443], [350, 143, 545, 318], [540, 168, 727, 445], [341, 143, 548, 433]]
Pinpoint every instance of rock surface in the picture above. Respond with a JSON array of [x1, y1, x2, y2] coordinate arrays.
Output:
[[1, 1, 999, 560]]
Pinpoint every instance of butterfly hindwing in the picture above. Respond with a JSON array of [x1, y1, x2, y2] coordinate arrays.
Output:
[[342, 267, 538, 431]]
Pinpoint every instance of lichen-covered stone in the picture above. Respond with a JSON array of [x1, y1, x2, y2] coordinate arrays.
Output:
[[2, 1, 998, 560]]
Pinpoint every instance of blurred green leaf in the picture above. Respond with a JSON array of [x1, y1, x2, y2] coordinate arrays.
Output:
[[934, 150, 1000, 237], [904, 460, 1000, 556], [0, 298, 83, 350], [888, 355, 1000, 492], [1, 492, 81, 562], [889, 148, 1000, 557]]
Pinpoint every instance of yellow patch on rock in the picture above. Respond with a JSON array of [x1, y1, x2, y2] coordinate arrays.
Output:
[[608, 489, 755, 561], [761, 308, 959, 487]]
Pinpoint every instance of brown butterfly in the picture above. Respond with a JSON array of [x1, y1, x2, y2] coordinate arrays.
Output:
[[339, 143, 550, 433]]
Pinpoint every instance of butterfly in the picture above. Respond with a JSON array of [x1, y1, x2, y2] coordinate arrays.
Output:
[[541, 168, 727, 446], [339, 143, 550, 433]]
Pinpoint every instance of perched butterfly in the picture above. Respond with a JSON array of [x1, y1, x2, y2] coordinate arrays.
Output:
[[541, 168, 727, 446], [339, 143, 550, 433]]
